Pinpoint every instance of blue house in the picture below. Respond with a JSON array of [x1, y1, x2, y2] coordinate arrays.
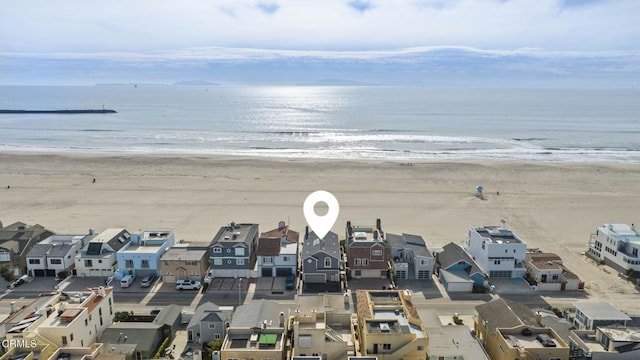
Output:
[[114, 230, 175, 280], [435, 242, 487, 292]]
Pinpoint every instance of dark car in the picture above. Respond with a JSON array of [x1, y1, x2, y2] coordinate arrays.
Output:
[[285, 274, 296, 290]]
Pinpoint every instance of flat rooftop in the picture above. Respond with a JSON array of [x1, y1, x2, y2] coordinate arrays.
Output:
[[369, 310, 424, 338], [226, 333, 282, 350], [474, 226, 525, 244], [599, 326, 640, 342], [501, 330, 564, 349], [212, 223, 257, 246], [599, 224, 640, 244], [573, 303, 631, 321], [162, 246, 207, 261], [121, 244, 164, 253]]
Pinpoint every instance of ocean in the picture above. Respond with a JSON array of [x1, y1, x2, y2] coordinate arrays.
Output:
[[1, 85, 639, 162]]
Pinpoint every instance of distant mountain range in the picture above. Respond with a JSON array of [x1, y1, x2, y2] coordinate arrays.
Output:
[[172, 80, 219, 86]]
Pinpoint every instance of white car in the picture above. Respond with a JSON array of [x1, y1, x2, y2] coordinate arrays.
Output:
[[176, 279, 201, 290]]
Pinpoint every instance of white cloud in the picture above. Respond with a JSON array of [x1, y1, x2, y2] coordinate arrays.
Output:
[[0, 0, 638, 54]]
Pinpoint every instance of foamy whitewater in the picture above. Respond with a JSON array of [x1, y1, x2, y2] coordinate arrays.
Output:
[[1, 85, 639, 162]]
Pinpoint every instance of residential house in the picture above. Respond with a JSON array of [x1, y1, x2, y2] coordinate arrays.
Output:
[[101, 305, 181, 360], [292, 294, 356, 360], [567, 303, 631, 331], [160, 244, 208, 284], [346, 219, 390, 279], [475, 298, 569, 360], [209, 222, 259, 278], [186, 302, 233, 344], [75, 228, 132, 277], [26, 233, 92, 277], [115, 230, 175, 280], [45, 344, 122, 360], [219, 300, 289, 360], [256, 221, 299, 277], [0, 222, 54, 276], [570, 325, 640, 359], [525, 251, 583, 291], [588, 223, 640, 272], [466, 220, 527, 278], [301, 231, 341, 284], [387, 233, 433, 280], [435, 242, 487, 293], [355, 290, 429, 360], [2, 287, 114, 350], [420, 309, 490, 360]]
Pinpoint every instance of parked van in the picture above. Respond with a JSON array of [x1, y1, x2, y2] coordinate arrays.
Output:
[[120, 275, 134, 288]]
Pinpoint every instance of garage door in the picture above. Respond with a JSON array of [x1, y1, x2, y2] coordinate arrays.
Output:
[[46, 269, 57, 277], [275, 268, 292, 277], [489, 271, 512, 278], [262, 267, 273, 277], [304, 273, 326, 283], [33, 269, 46, 277], [446, 281, 473, 292], [164, 274, 176, 283]]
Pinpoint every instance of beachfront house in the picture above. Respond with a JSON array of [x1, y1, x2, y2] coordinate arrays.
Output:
[[355, 290, 429, 360], [2, 287, 115, 349], [465, 220, 527, 279], [256, 221, 299, 277], [209, 222, 259, 278], [0, 221, 54, 276], [569, 325, 640, 359], [186, 302, 233, 344], [387, 233, 433, 280], [74, 228, 132, 277], [219, 300, 289, 360], [588, 223, 640, 272], [475, 299, 569, 360], [525, 251, 583, 291], [114, 230, 175, 280], [435, 242, 487, 293], [26, 233, 92, 278], [301, 230, 341, 285], [160, 244, 209, 283], [346, 219, 390, 279]]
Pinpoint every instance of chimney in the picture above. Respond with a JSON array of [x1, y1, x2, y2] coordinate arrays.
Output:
[[376, 218, 381, 231], [305, 226, 309, 241], [347, 221, 353, 239], [278, 221, 286, 230], [499, 219, 507, 230], [373, 230, 379, 240], [279, 312, 285, 327], [10, 301, 16, 313], [89, 228, 95, 235]]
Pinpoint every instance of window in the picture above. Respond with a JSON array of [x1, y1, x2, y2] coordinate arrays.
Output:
[[214, 258, 222, 265], [98, 260, 102, 263], [299, 335, 312, 347], [324, 257, 331, 268], [494, 260, 501, 265], [372, 249, 382, 256], [214, 333, 221, 339], [70, 333, 74, 341], [263, 257, 273, 264], [85, 319, 88, 326], [208, 323, 216, 329], [50, 259, 62, 265], [549, 358, 562, 360], [141, 260, 150, 269], [362, 258, 369, 266], [165, 261, 170, 265], [62, 336, 67, 346], [236, 258, 245, 265], [99, 308, 102, 316], [417, 346, 423, 351], [420, 259, 428, 266], [282, 256, 289, 261], [84, 259, 93, 267], [29, 259, 41, 264], [234, 247, 245, 256], [382, 343, 391, 350], [212, 247, 222, 254], [0, 251, 10, 262], [354, 258, 361, 266], [186, 261, 196, 266], [125, 259, 134, 268]]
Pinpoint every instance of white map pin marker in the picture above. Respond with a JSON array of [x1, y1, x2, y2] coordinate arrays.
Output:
[[304, 190, 339, 240]]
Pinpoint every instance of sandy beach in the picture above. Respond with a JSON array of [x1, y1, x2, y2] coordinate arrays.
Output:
[[1, 152, 640, 300]]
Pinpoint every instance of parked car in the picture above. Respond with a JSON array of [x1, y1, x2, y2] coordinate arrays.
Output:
[[140, 275, 156, 288], [7, 275, 29, 290], [120, 275, 135, 288], [176, 279, 201, 290], [285, 274, 296, 290], [204, 270, 214, 284]]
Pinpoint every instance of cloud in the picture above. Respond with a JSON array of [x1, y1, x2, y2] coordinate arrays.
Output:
[[348, 0, 375, 13], [256, 1, 280, 14]]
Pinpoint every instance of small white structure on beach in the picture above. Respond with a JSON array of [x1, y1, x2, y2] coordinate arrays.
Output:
[[588, 223, 640, 272]]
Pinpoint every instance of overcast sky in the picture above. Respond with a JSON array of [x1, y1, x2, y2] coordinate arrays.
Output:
[[1, 0, 639, 85]]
